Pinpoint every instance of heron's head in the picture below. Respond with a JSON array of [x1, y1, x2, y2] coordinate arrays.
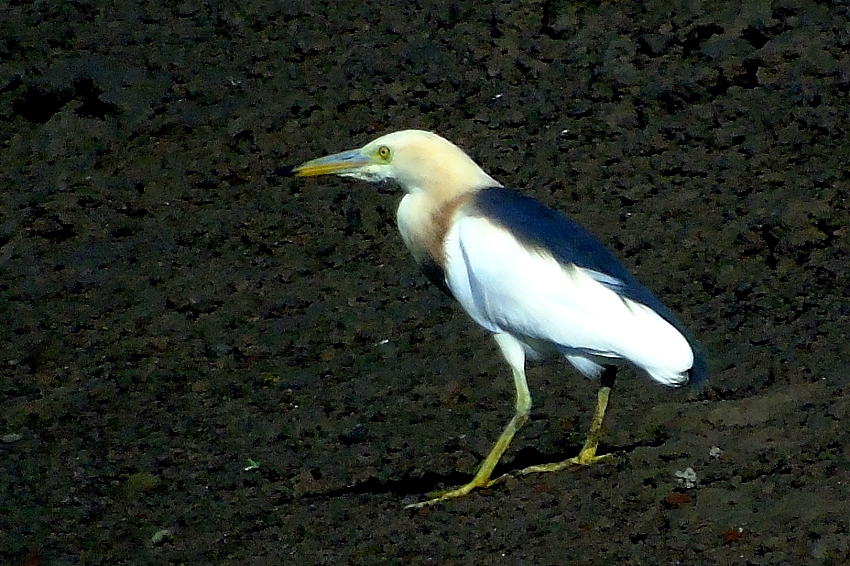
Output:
[[285, 129, 499, 197]]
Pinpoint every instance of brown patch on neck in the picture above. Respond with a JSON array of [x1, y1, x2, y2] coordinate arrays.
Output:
[[426, 193, 475, 266]]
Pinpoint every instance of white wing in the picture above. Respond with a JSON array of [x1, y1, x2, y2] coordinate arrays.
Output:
[[443, 214, 694, 386]]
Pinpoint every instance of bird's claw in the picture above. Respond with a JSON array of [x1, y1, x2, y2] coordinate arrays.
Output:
[[519, 451, 614, 475], [404, 477, 501, 510]]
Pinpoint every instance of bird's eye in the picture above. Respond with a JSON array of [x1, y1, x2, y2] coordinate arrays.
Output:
[[377, 145, 392, 161]]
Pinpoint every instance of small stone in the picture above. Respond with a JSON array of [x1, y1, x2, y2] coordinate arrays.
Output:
[[151, 528, 174, 546], [661, 492, 691, 509], [723, 527, 744, 544], [674, 467, 698, 489]]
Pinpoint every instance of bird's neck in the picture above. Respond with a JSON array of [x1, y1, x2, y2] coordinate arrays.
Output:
[[396, 190, 475, 269]]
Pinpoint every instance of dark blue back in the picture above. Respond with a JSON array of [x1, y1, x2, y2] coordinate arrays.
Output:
[[471, 186, 708, 387]]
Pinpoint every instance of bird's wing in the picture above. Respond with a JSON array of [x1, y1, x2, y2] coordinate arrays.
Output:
[[443, 188, 695, 386], [471, 187, 679, 321]]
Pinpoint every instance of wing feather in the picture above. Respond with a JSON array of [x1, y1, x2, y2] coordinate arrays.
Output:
[[443, 193, 696, 386]]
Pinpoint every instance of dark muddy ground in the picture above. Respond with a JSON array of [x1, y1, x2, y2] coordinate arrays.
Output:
[[2, 0, 849, 564]]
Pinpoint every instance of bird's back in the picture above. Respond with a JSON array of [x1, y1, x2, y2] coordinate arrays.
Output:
[[445, 187, 707, 388], [472, 188, 670, 317]]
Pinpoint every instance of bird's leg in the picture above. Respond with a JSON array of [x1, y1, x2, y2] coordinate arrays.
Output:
[[521, 365, 618, 475], [406, 333, 530, 509], [569, 364, 617, 465]]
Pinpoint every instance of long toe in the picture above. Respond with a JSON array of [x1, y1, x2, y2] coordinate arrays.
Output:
[[520, 452, 614, 475], [568, 451, 613, 467], [405, 477, 499, 509]]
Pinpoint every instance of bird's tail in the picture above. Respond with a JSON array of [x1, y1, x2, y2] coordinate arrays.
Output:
[[687, 347, 710, 392]]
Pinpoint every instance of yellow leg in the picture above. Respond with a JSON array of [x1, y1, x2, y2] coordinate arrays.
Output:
[[521, 366, 617, 475], [406, 334, 531, 509]]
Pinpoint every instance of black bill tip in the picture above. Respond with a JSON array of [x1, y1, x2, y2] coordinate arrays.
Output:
[[271, 165, 297, 177]]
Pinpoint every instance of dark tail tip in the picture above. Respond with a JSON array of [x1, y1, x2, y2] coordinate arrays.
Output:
[[687, 348, 710, 393]]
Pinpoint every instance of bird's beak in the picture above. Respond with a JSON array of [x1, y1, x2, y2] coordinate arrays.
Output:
[[277, 149, 372, 178]]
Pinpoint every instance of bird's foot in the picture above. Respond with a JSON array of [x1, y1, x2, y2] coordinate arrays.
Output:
[[519, 448, 612, 475], [404, 476, 498, 510]]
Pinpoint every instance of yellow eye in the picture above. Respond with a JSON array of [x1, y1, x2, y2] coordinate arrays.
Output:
[[377, 145, 392, 161]]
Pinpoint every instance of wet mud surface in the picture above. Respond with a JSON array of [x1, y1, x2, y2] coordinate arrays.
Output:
[[2, 0, 849, 564]]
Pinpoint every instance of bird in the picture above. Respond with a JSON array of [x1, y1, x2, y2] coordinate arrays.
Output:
[[281, 129, 707, 508]]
